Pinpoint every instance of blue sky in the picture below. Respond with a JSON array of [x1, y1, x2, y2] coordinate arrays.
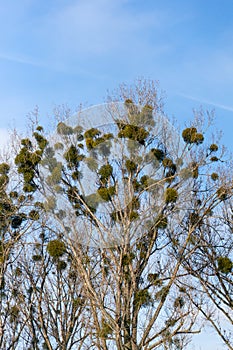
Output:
[[0, 1, 232, 348], [0, 0, 233, 149]]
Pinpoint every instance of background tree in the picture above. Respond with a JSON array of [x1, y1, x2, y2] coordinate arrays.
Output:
[[182, 184, 233, 349]]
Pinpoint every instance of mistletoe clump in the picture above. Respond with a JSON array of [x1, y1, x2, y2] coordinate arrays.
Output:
[[182, 127, 204, 145], [97, 186, 116, 201], [217, 256, 232, 274], [64, 144, 84, 169], [118, 123, 149, 145], [211, 172, 219, 181], [11, 215, 23, 229], [154, 214, 168, 229], [134, 289, 152, 308], [84, 128, 113, 150], [164, 188, 178, 204], [0, 163, 10, 175], [15, 137, 44, 192], [151, 148, 165, 162], [47, 239, 66, 259], [98, 164, 113, 184], [125, 159, 137, 173], [98, 320, 113, 339], [209, 143, 218, 152], [57, 122, 73, 135], [217, 186, 229, 201], [33, 131, 48, 151]]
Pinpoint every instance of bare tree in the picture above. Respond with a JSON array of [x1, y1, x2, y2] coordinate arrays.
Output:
[[5, 79, 233, 349]]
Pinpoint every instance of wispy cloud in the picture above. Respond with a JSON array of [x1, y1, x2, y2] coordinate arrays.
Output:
[[0, 52, 47, 68], [38, 0, 176, 59], [179, 93, 233, 113]]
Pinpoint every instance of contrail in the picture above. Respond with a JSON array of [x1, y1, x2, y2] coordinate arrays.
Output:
[[178, 93, 233, 113]]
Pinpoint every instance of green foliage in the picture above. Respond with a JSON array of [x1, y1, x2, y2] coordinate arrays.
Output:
[[125, 159, 137, 173], [151, 148, 165, 162], [9, 191, 18, 198], [73, 124, 83, 133], [0, 163, 10, 175], [155, 286, 169, 302], [84, 128, 113, 151], [98, 320, 113, 338], [71, 171, 81, 180], [83, 193, 99, 213], [29, 210, 40, 220], [189, 212, 200, 226], [129, 211, 139, 221], [47, 164, 62, 185], [182, 127, 204, 145], [194, 133, 204, 144], [23, 183, 37, 193], [47, 239, 66, 259], [217, 257, 232, 274], [98, 164, 113, 182], [122, 252, 135, 266], [15, 138, 44, 192], [9, 305, 20, 322], [57, 259, 67, 270], [85, 157, 98, 171], [11, 215, 23, 229], [132, 178, 141, 192], [36, 125, 44, 132], [211, 172, 219, 181], [140, 104, 154, 125], [162, 158, 173, 168], [0, 174, 9, 188], [84, 138, 94, 150], [134, 289, 152, 308], [217, 186, 229, 201], [125, 102, 155, 126], [209, 143, 218, 152], [164, 188, 178, 204], [163, 158, 177, 180], [190, 161, 198, 179], [147, 273, 162, 286], [118, 123, 149, 145], [32, 254, 42, 262], [54, 142, 64, 150], [139, 175, 156, 190], [14, 267, 22, 276], [182, 127, 197, 143], [57, 122, 73, 135], [97, 186, 116, 201], [140, 175, 149, 188], [174, 296, 185, 308], [44, 196, 56, 211], [124, 98, 133, 105], [21, 138, 32, 148], [33, 132, 48, 150], [154, 215, 168, 229], [111, 207, 139, 222], [84, 128, 101, 139], [73, 297, 85, 308], [64, 144, 84, 169]]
